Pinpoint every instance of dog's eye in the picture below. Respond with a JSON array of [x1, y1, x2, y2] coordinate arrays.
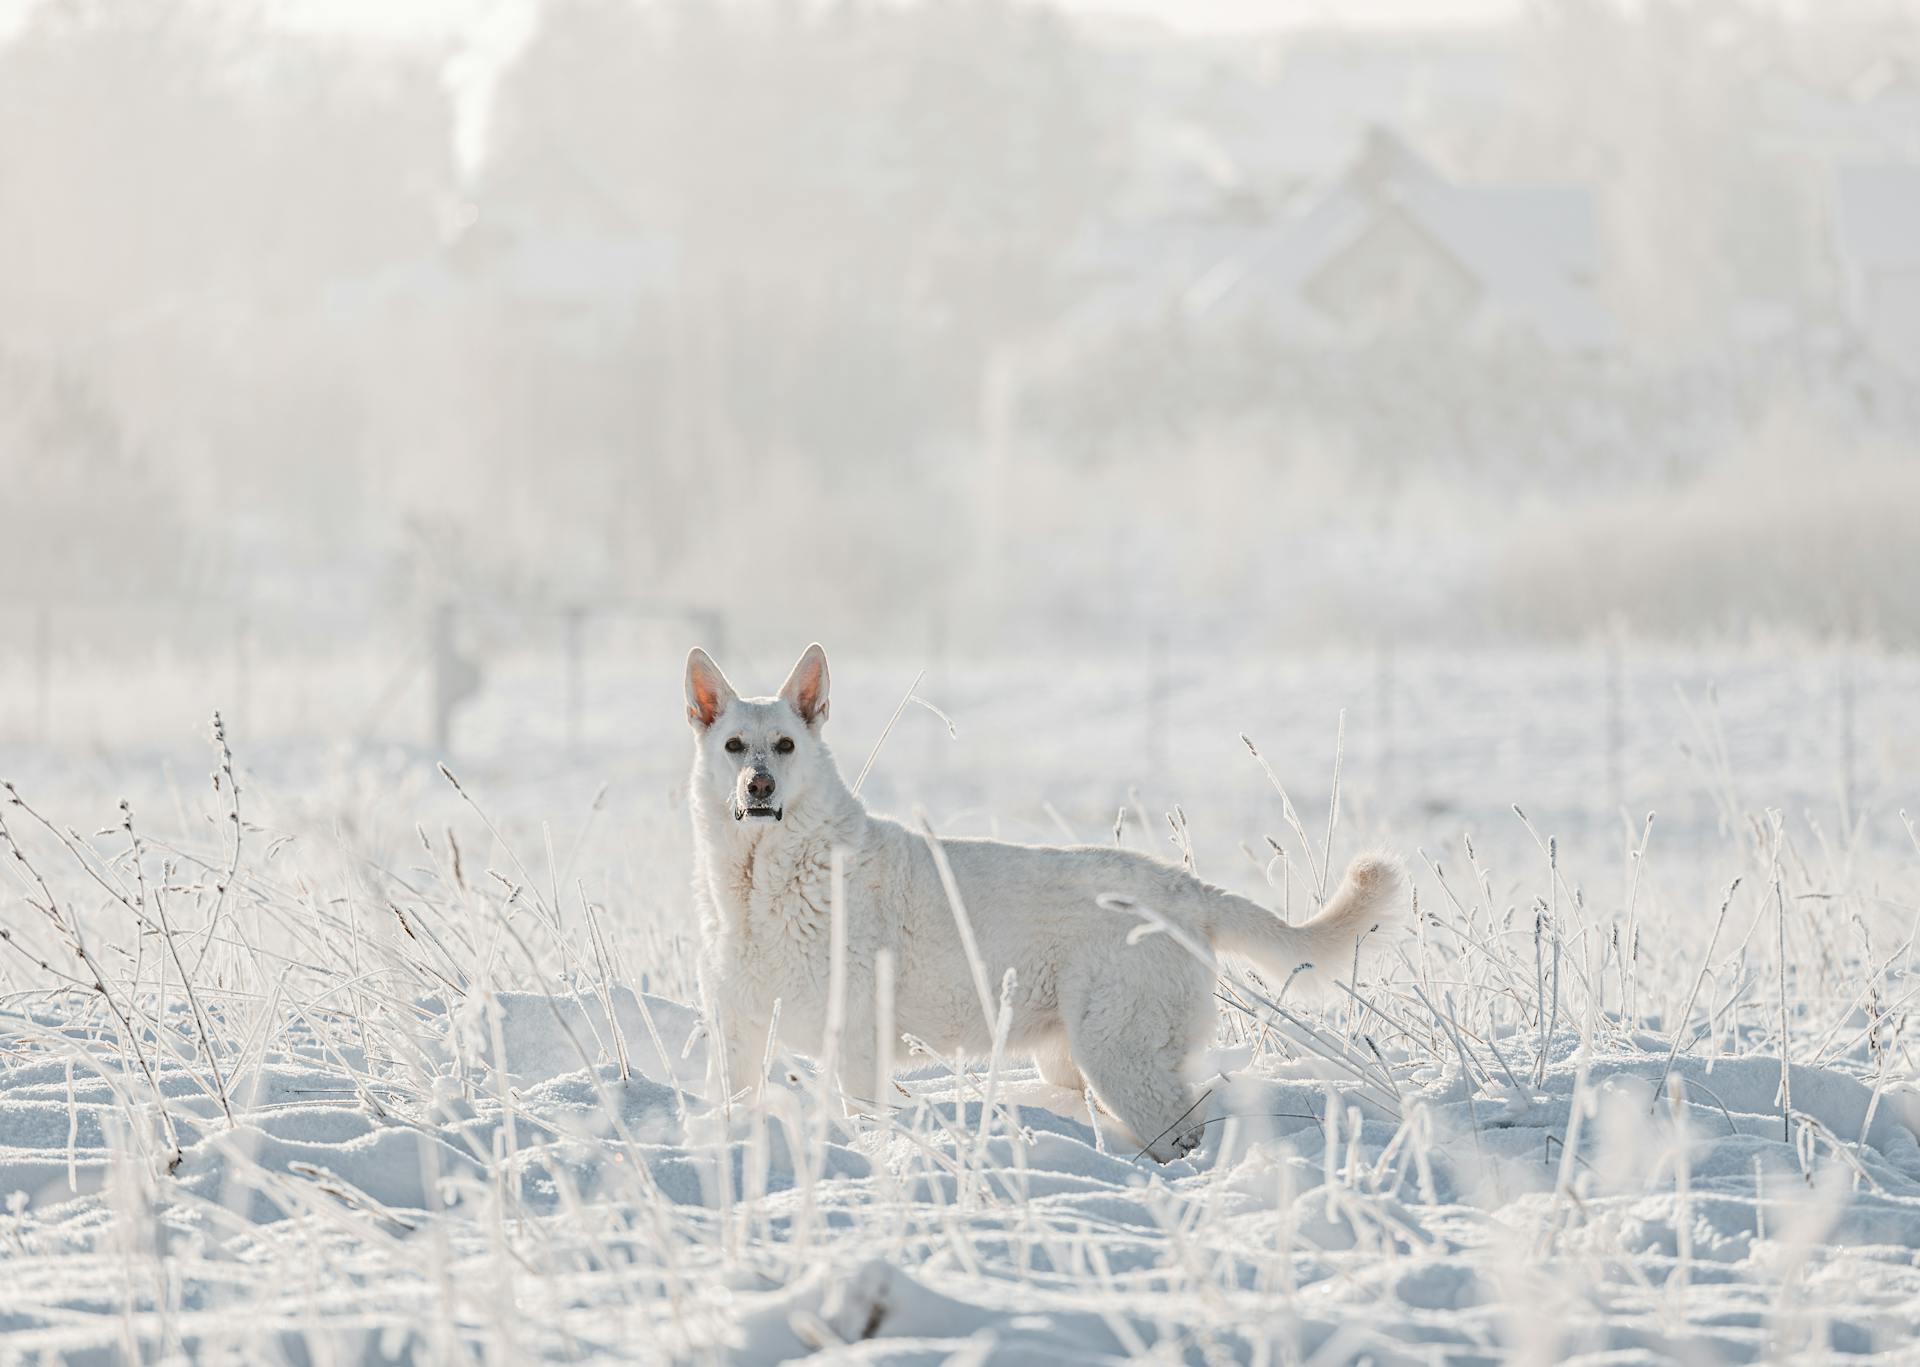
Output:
[[724, 737, 745, 754], [774, 737, 795, 754]]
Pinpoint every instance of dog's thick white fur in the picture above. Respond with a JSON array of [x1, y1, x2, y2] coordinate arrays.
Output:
[[685, 644, 1404, 1160]]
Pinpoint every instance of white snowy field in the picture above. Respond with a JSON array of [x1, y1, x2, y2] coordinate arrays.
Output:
[[1, 643, 1918, 1363]]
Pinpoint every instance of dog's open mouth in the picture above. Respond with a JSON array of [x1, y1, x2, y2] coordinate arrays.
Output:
[[734, 804, 783, 822]]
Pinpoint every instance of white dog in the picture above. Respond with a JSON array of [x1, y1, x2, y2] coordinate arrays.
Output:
[[685, 644, 1403, 1160]]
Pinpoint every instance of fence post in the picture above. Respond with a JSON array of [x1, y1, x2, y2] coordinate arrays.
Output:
[[430, 603, 479, 756], [1605, 630, 1624, 817], [1146, 626, 1168, 791], [34, 604, 51, 744], [924, 607, 949, 775], [564, 604, 586, 751], [1376, 638, 1395, 808], [234, 609, 251, 734], [1839, 657, 1856, 830]]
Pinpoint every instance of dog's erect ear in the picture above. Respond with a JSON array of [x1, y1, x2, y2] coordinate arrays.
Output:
[[685, 648, 736, 731], [778, 643, 830, 730]]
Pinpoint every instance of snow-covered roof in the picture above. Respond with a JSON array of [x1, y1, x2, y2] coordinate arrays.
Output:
[[1398, 178, 1605, 349], [1062, 215, 1281, 336], [1221, 39, 1520, 186], [1835, 164, 1920, 272], [1069, 128, 1610, 352], [319, 215, 677, 333]]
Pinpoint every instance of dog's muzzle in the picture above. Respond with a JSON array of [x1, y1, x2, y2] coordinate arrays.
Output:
[[733, 803, 784, 822]]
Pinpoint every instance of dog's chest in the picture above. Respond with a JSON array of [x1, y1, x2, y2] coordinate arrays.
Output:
[[708, 836, 840, 992]]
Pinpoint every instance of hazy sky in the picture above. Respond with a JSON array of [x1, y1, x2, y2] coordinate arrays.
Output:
[[0, 0, 1526, 45], [7, 0, 1916, 46], [1052, 0, 1523, 28]]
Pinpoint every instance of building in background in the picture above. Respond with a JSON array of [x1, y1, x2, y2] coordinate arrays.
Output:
[[1833, 166, 1920, 379], [1071, 125, 1607, 353]]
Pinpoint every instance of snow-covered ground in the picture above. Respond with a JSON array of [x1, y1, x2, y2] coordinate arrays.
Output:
[[1, 644, 1917, 1361]]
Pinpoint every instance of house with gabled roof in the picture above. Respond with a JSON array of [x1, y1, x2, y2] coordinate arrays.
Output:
[[1833, 163, 1920, 376], [1068, 126, 1610, 354]]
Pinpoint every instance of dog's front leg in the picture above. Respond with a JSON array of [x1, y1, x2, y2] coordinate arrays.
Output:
[[831, 987, 888, 1117], [707, 1007, 772, 1108], [834, 1036, 885, 1117]]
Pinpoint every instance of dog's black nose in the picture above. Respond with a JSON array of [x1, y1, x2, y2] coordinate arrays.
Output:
[[747, 771, 776, 802]]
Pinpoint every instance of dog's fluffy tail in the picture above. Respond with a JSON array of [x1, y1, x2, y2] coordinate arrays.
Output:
[[1207, 853, 1405, 990]]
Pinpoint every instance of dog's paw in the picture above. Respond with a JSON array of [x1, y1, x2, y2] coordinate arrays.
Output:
[[1146, 1125, 1203, 1163]]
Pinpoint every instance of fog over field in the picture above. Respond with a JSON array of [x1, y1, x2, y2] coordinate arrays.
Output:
[[1, 1, 1918, 1362]]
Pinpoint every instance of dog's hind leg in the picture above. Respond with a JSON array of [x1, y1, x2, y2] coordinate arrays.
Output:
[[1070, 1023, 1202, 1161], [1030, 1031, 1084, 1091], [1061, 963, 1208, 1162]]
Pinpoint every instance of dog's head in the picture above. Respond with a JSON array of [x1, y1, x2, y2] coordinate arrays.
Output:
[[685, 643, 833, 826]]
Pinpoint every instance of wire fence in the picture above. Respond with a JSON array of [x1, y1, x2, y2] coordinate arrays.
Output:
[[2, 599, 1913, 873]]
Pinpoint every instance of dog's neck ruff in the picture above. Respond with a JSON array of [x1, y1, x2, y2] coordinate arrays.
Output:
[[693, 758, 866, 934]]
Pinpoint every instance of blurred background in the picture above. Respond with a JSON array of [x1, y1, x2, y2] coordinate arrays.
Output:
[[0, 0, 1916, 883]]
